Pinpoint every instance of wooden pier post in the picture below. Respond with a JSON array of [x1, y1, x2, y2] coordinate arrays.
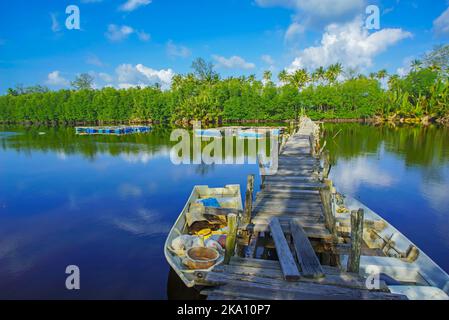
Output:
[[224, 213, 238, 264], [320, 179, 336, 235], [347, 209, 364, 273], [322, 150, 331, 179], [243, 175, 255, 225]]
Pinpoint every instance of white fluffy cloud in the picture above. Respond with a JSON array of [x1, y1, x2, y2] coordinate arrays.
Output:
[[105, 24, 149, 42], [433, 7, 449, 35], [212, 55, 255, 69], [166, 40, 191, 58], [137, 30, 151, 42], [105, 24, 134, 42], [261, 54, 275, 65], [119, 0, 151, 12], [285, 22, 305, 40], [288, 17, 412, 71], [46, 71, 69, 87], [115, 64, 175, 90]]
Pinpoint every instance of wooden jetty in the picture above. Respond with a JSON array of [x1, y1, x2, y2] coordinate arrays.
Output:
[[201, 117, 408, 300]]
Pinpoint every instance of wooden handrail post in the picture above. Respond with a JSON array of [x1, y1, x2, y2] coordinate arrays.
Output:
[[322, 150, 331, 179], [224, 213, 238, 264], [243, 174, 255, 225], [347, 209, 364, 273], [320, 179, 336, 235]]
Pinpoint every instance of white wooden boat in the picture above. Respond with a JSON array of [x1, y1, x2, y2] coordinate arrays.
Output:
[[164, 185, 243, 288], [336, 195, 449, 300]]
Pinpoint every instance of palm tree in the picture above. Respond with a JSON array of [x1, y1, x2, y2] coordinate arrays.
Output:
[[278, 69, 288, 84], [411, 59, 423, 72], [263, 70, 272, 84], [388, 74, 400, 90], [369, 72, 377, 80], [290, 69, 310, 90], [376, 69, 388, 81], [312, 66, 326, 85], [325, 63, 343, 84]]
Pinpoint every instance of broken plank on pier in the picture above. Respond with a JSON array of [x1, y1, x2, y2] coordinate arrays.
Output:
[[290, 219, 325, 279], [268, 218, 301, 281]]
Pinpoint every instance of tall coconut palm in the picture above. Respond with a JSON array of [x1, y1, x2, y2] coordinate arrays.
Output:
[[263, 70, 272, 84], [325, 63, 343, 84], [290, 69, 310, 90], [376, 69, 388, 81], [369, 72, 377, 80], [278, 69, 288, 84], [312, 66, 326, 85], [411, 59, 423, 72], [388, 74, 400, 90]]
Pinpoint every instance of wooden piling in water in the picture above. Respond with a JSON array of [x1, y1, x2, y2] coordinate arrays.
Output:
[[224, 213, 238, 265], [243, 175, 255, 225], [347, 209, 364, 273], [320, 179, 336, 235], [322, 150, 331, 179]]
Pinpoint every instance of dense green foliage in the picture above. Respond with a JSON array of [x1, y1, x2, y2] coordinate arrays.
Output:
[[1, 47, 449, 124]]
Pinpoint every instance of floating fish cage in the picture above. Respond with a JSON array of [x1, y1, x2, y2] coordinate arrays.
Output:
[[75, 126, 152, 135]]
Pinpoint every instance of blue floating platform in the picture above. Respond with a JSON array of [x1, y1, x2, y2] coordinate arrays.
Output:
[[75, 126, 152, 136]]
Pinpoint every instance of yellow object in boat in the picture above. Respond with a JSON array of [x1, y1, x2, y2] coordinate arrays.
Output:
[[196, 228, 212, 237]]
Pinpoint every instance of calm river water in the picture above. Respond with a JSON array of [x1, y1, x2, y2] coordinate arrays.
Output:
[[0, 123, 448, 299]]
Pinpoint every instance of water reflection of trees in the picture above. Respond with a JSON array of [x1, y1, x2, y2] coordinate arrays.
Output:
[[323, 123, 449, 168], [0, 126, 275, 163]]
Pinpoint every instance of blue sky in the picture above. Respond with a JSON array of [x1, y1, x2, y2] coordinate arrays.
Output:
[[0, 0, 448, 93]]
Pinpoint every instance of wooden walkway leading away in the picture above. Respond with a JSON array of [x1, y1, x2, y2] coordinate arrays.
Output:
[[203, 118, 407, 300]]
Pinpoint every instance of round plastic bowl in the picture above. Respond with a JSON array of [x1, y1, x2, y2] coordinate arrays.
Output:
[[184, 247, 219, 270]]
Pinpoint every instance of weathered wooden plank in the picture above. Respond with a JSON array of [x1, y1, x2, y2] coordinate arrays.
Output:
[[229, 257, 357, 277], [254, 207, 323, 217], [208, 263, 387, 291], [254, 199, 322, 212], [268, 218, 301, 281], [269, 169, 316, 176], [259, 188, 319, 195], [290, 219, 324, 279], [264, 182, 325, 190], [264, 176, 318, 183], [229, 257, 281, 270], [277, 162, 319, 169], [256, 192, 321, 201], [249, 222, 332, 240], [202, 279, 405, 300]]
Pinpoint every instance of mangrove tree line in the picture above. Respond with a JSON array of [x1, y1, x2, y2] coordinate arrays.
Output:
[[1, 45, 449, 125]]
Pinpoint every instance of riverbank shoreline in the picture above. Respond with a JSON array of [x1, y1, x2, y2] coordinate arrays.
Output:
[[1, 117, 448, 127]]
